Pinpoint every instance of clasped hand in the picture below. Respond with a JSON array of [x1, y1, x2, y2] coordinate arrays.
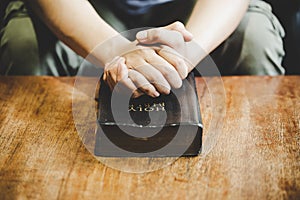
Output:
[[103, 22, 194, 98]]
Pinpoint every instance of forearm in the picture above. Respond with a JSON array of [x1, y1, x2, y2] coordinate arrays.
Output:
[[25, 0, 129, 66], [186, 0, 250, 59]]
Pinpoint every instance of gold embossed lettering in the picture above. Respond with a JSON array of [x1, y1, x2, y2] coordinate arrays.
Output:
[[144, 103, 154, 112], [129, 102, 165, 112], [154, 102, 165, 111], [137, 105, 143, 112], [128, 104, 136, 112]]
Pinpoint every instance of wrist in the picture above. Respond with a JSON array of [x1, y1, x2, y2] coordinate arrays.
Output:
[[179, 41, 207, 69], [91, 36, 134, 67]]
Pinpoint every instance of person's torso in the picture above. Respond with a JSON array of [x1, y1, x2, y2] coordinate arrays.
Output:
[[112, 0, 174, 15]]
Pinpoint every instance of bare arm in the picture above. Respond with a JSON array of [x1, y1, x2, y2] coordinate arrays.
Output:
[[25, 0, 129, 66], [186, 0, 250, 60], [136, 0, 250, 71], [25, 0, 194, 96]]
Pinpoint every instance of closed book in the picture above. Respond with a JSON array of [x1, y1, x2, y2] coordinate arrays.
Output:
[[94, 73, 202, 157]]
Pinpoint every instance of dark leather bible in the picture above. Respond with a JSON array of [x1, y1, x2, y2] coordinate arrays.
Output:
[[94, 73, 202, 157]]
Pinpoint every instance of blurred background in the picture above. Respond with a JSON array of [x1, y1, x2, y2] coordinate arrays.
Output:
[[266, 0, 300, 74], [1, 0, 299, 75]]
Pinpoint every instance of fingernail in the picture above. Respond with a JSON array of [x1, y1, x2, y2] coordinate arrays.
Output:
[[153, 91, 160, 97], [136, 31, 148, 40]]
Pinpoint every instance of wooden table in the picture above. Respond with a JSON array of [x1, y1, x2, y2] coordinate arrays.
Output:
[[0, 76, 299, 199]]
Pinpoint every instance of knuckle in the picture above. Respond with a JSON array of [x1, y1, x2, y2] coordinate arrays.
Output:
[[147, 75, 157, 84], [141, 85, 153, 93], [137, 47, 155, 56], [135, 49, 144, 55], [132, 90, 142, 98], [145, 48, 156, 55], [128, 70, 138, 81], [173, 21, 185, 29], [149, 29, 160, 40]]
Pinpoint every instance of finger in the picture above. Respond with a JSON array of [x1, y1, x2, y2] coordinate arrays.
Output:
[[129, 61, 171, 95], [116, 59, 145, 98], [106, 73, 115, 91], [105, 57, 128, 88], [166, 21, 193, 41], [106, 65, 144, 98], [136, 22, 192, 44], [120, 77, 144, 98], [104, 64, 115, 90], [145, 52, 182, 88], [157, 47, 189, 79], [116, 57, 128, 81], [109, 74, 144, 98], [104, 56, 121, 83], [164, 21, 193, 42], [104, 57, 133, 92], [128, 69, 160, 98], [136, 29, 185, 50]]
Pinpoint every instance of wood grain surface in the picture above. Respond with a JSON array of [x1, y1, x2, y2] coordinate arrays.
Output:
[[0, 76, 299, 199]]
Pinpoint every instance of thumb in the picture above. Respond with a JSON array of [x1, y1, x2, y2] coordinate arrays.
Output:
[[164, 21, 193, 42]]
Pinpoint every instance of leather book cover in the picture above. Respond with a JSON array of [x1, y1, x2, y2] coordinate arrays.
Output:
[[94, 73, 203, 157]]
